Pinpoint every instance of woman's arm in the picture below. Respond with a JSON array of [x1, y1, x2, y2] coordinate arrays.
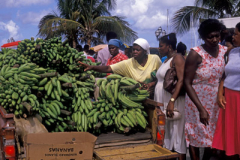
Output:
[[166, 54, 185, 118], [217, 74, 226, 109], [79, 61, 113, 73], [184, 50, 209, 126], [142, 80, 157, 93]]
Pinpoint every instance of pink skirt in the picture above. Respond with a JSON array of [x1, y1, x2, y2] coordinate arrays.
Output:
[[212, 88, 240, 156]]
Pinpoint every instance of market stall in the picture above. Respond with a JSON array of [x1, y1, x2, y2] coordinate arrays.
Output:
[[0, 37, 178, 160]]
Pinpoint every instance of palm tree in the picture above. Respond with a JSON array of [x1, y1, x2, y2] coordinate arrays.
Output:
[[38, 0, 137, 48], [171, 0, 240, 35]]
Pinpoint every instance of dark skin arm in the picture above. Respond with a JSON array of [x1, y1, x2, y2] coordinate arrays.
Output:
[[167, 54, 185, 118], [184, 50, 210, 126], [217, 73, 226, 109], [78, 61, 113, 73], [140, 80, 157, 93], [80, 60, 156, 92]]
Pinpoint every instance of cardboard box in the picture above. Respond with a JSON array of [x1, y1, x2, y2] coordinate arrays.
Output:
[[25, 132, 97, 160]]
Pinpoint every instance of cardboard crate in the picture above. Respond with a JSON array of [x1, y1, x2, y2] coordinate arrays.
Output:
[[25, 132, 97, 160], [94, 144, 179, 160]]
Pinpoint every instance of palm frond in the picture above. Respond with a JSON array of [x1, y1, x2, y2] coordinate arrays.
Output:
[[38, 15, 83, 39], [100, 0, 116, 10], [171, 6, 218, 35], [195, 0, 235, 15], [94, 16, 138, 43], [57, 0, 79, 19], [38, 0, 136, 46]]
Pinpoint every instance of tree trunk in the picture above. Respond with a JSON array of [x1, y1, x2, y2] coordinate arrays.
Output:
[[87, 38, 91, 46], [72, 39, 77, 48]]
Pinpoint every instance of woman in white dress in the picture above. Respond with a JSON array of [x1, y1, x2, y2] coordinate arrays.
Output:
[[154, 33, 186, 160]]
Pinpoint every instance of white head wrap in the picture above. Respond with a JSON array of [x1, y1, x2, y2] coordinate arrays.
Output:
[[133, 38, 150, 54]]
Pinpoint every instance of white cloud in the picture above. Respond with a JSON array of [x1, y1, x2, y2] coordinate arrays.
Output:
[[3, 0, 51, 7], [0, 20, 21, 40], [113, 0, 194, 30], [17, 9, 52, 25]]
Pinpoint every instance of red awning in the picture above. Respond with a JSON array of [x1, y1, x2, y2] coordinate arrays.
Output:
[[1, 41, 21, 48]]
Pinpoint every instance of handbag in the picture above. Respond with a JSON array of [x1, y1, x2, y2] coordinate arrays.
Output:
[[162, 109, 182, 121], [163, 56, 185, 96]]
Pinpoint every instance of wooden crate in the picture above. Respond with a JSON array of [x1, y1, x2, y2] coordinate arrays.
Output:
[[94, 144, 179, 160]]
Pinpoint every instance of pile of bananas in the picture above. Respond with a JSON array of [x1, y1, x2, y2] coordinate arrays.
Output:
[[15, 37, 106, 77], [0, 48, 22, 67], [36, 72, 96, 132], [0, 37, 150, 134], [83, 74, 150, 134], [0, 63, 46, 117]]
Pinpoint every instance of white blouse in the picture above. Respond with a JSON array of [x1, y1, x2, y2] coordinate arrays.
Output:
[[224, 47, 240, 91]]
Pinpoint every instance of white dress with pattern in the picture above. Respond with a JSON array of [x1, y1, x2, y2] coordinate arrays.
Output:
[[185, 45, 227, 147], [154, 57, 186, 154]]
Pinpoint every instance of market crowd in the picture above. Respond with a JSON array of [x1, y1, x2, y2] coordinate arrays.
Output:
[[78, 19, 240, 160]]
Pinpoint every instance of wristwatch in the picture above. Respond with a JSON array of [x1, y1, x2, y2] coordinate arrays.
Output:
[[170, 98, 175, 102]]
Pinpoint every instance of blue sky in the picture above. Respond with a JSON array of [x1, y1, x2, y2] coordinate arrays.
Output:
[[0, 0, 197, 50]]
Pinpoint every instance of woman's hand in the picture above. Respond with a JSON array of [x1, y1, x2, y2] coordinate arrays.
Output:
[[139, 81, 156, 93], [78, 61, 93, 71], [199, 109, 210, 126], [166, 101, 174, 118], [217, 93, 226, 109], [217, 79, 226, 109]]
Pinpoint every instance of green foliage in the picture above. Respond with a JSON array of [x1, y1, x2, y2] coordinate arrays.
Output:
[[171, 0, 240, 35], [38, 0, 137, 47]]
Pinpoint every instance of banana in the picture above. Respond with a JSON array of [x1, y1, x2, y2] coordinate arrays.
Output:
[[39, 78, 48, 86], [62, 90, 69, 97], [102, 119, 108, 126], [77, 97, 81, 107], [19, 72, 41, 79], [46, 108, 57, 119], [136, 111, 147, 124], [96, 78, 105, 87], [120, 79, 134, 86], [100, 80, 107, 98], [137, 89, 149, 95], [51, 91, 56, 99], [120, 118, 129, 127], [110, 80, 115, 94], [124, 115, 134, 127], [114, 79, 120, 101], [53, 88, 60, 101], [45, 120, 51, 126], [48, 104, 58, 116], [77, 111, 81, 126], [51, 77, 57, 87], [51, 102, 60, 115], [114, 117, 119, 127], [22, 95, 28, 102], [128, 94, 148, 101], [121, 77, 138, 85], [86, 98, 93, 110], [106, 74, 122, 80], [56, 80, 62, 96], [120, 83, 141, 91], [105, 83, 115, 105], [44, 81, 51, 91], [117, 112, 124, 126], [118, 92, 140, 108], [47, 82, 53, 96], [14, 74, 19, 82], [87, 108, 98, 117]]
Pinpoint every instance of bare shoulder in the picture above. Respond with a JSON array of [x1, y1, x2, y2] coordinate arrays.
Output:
[[186, 49, 202, 65], [173, 54, 185, 66]]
